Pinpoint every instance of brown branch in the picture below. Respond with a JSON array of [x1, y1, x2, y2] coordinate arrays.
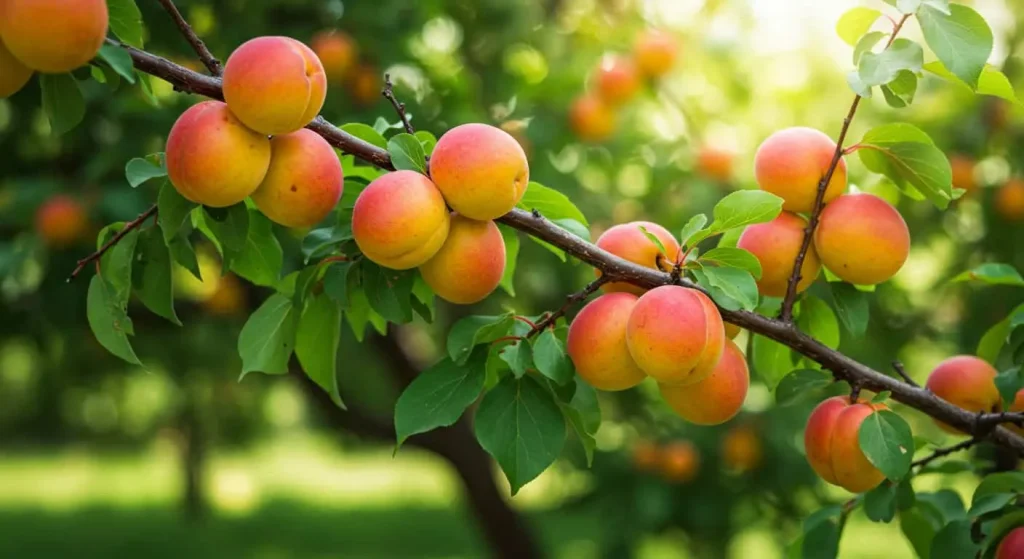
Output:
[[778, 13, 912, 322], [113, 43, 1024, 456], [157, 0, 222, 75], [893, 360, 919, 387], [67, 204, 157, 282], [382, 73, 415, 134], [526, 276, 609, 338], [912, 437, 981, 470]]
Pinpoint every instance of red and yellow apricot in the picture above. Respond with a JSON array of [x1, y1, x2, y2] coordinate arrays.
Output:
[[737, 212, 820, 297], [349, 64, 381, 107], [754, 127, 847, 213], [724, 323, 742, 339], [569, 95, 616, 143], [36, 195, 89, 248], [0, 0, 107, 73], [310, 30, 357, 84], [251, 129, 344, 228], [721, 424, 763, 473], [0, 38, 32, 98], [814, 193, 910, 286], [166, 101, 272, 208], [633, 30, 678, 78], [429, 123, 529, 221], [631, 440, 661, 472], [804, 396, 887, 493], [659, 338, 749, 425], [659, 441, 700, 483], [626, 286, 725, 386], [925, 355, 1000, 433], [594, 56, 641, 106], [950, 155, 977, 193], [566, 292, 648, 391], [222, 37, 327, 135], [419, 215, 506, 305], [996, 178, 1024, 222], [594, 221, 680, 295], [352, 170, 450, 270], [997, 527, 1024, 559], [696, 146, 735, 183]]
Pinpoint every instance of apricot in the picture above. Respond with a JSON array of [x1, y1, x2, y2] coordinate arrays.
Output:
[[724, 323, 742, 339], [310, 30, 356, 83], [696, 146, 734, 183], [721, 424, 763, 473], [736, 212, 821, 297], [251, 129, 344, 228], [352, 170, 450, 270], [659, 338, 749, 425], [568, 95, 616, 143], [631, 440, 661, 472], [996, 178, 1024, 222], [0, 0, 107, 73], [222, 37, 327, 135], [349, 64, 381, 107], [594, 56, 641, 106], [166, 101, 272, 208], [925, 355, 1000, 433], [202, 274, 248, 317], [659, 441, 700, 483], [1009, 390, 1024, 436], [566, 292, 648, 391], [594, 221, 681, 295], [35, 195, 89, 248], [754, 127, 847, 213], [633, 30, 678, 78], [0, 38, 32, 98], [419, 215, 505, 304], [429, 123, 529, 221], [814, 193, 909, 286], [804, 396, 887, 493], [626, 286, 725, 386], [950, 155, 977, 193], [997, 527, 1024, 559]]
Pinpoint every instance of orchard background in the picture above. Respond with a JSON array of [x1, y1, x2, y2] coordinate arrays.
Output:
[[3, 0, 1024, 558]]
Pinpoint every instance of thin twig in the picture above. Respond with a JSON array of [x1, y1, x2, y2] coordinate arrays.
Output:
[[382, 73, 415, 134], [526, 276, 610, 338], [892, 361, 919, 387], [912, 437, 981, 469], [778, 14, 912, 322], [157, 0, 222, 75], [67, 205, 158, 282]]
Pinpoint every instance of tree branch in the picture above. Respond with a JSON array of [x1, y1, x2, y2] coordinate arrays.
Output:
[[893, 360, 919, 387], [382, 73, 415, 135], [66, 204, 157, 282], [912, 437, 981, 470], [526, 275, 609, 338], [157, 0, 222, 75], [113, 43, 1024, 456]]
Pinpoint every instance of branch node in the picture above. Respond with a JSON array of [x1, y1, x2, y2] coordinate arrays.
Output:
[[67, 205, 158, 282], [849, 382, 862, 404], [382, 73, 415, 135], [157, 0, 222, 76], [526, 276, 610, 338], [892, 361, 919, 387]]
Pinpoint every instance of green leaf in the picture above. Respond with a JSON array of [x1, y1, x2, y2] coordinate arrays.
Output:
[[918, 4, 993, 89], [230, 210, 283, 287], [797, 296, 840, 349], [924, 62, 1021, 106], [238, 294, 299, 378], [859, 123, 954, 209], [637, 224, 668, 256], [881, 70, 919, 108], [414, 130, 438, 155], [131, 227, 180, 325], [168, 226, 201, 280], [968, 492, 1017, 518], [800, 508, 842, 559], [753, 334, 794, 390], [447, 313, 516, 364], [532, 329, 575, 385], [836, 7, 881, 47], [500, 340, 532, 378], [995, 367, 1024, 408], [301, 225, 353, 264], [98, 224, 140, 306], [157, 182, 197, 244], [517, 182, 589, 226], [951, 263, 1024, 286], [87, 276, 142, 366], [498, 225, 519, 296], [323, 261, 353, 308], [846, 70, 874, 98], [690, 190, 784, 245], [859, 409, 914, 481], [853, 31, 887, 65], [830, 282, 870, 336], [679, 214, 708, 248], [693, 266, 759, 312], [387, 133, 427, 175], [699, 247, 762, 280], [865, 482, 898, 523], [394, 351, 487, 447], [107, 0, 145, 48], [872, 391, 892, 403], [39, 74, 85, 135], [858, 39, 923, 88], [775, 369, 832, 405], [973, 472, 1024, 504], [528, 236, 566, 262], [203, 204, 250, 261], [125, 155, 166, 188], [929, 520, 979, 559], [411, 274, 435, 323], [363, 264, 415, 324], [96, 43, 135, 83], [341, 123, 388, 149], [474, 375, 566, 495], [295, 293, 344, 408]]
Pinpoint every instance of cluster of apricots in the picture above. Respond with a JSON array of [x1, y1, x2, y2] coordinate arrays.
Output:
[[948, 155, 1024, 222], [0, 0, 108, 98], [165, 37, 344, 229], [352, 123, 528, 304], [739, 127, 911, 293], [568, 30, 679, 143], [567, 227, 749, 424], [310, 29, 381, 107]]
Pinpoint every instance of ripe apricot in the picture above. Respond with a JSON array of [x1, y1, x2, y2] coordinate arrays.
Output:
[[696, 146, 734, 183], [594, 221, 681, 295], [310, 30, 357, 83], [594, 56, 640, 106], [659, 338, 749, 425], [222, 37, 327, 135], [926, 355, 1000, 433], [419, 215, 506, 304], [737, 212, 820, 297], [997, 527, 1024, 559], [632, 440, 661, 472], [724, 323, 742, 339], [626, 286, 725, 386], [804, 396, 887, 493], [429, 123, 529, 221], [633, 30, 678, 78], [996, 178, 1024, 222], [950, 155, 977, 193], [0, 38, 32, 98], [0, 0, 107, 73], [567, 292, 648, 391], [349, 64, 381, 107], [754, 127, 846, 213], [166, 101, 272, 208], [202, 274, 248, 317], [659, 441, 700, 483], [351, 171, 450, 270], [251, 129, 344, 228], [814, 193, 910, 286], [568, 95, 616, 143], [721, 424, 762, 473], [36, 195, 89, 248]]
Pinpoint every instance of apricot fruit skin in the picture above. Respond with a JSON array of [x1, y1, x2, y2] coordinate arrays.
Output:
[[310, 30, 357, 83], [997, 527, 1024, 559], [804, 396, 887, 493], [36, 195, 89, 248], [569, 95, 616, 143], [754, 127, 847, 213], [419, 215, 506, 305], [721, 424, 762, 473], [594, 221, 681, 295], [429, 123, 530, 221], [0, 38, 32, 98], [566, 292, 648, 391], [626, 286, 725, 386], [165, 101, 272, 208], [634, 31, 678, 78], [351, 171, 450, 270], [0, 0, 107, 73], [251, 129, 344, 228], [926, 355, 1000, 434], [659, 338, 749, 425], [814, 193, 910, 286], [696, 146, 734, 183], [594, 56, 640, 106], [950, 155, 977, 193], [996, 178, 1024, 222], [737, 212, 821, 297], [222, 36, 327, 135]]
